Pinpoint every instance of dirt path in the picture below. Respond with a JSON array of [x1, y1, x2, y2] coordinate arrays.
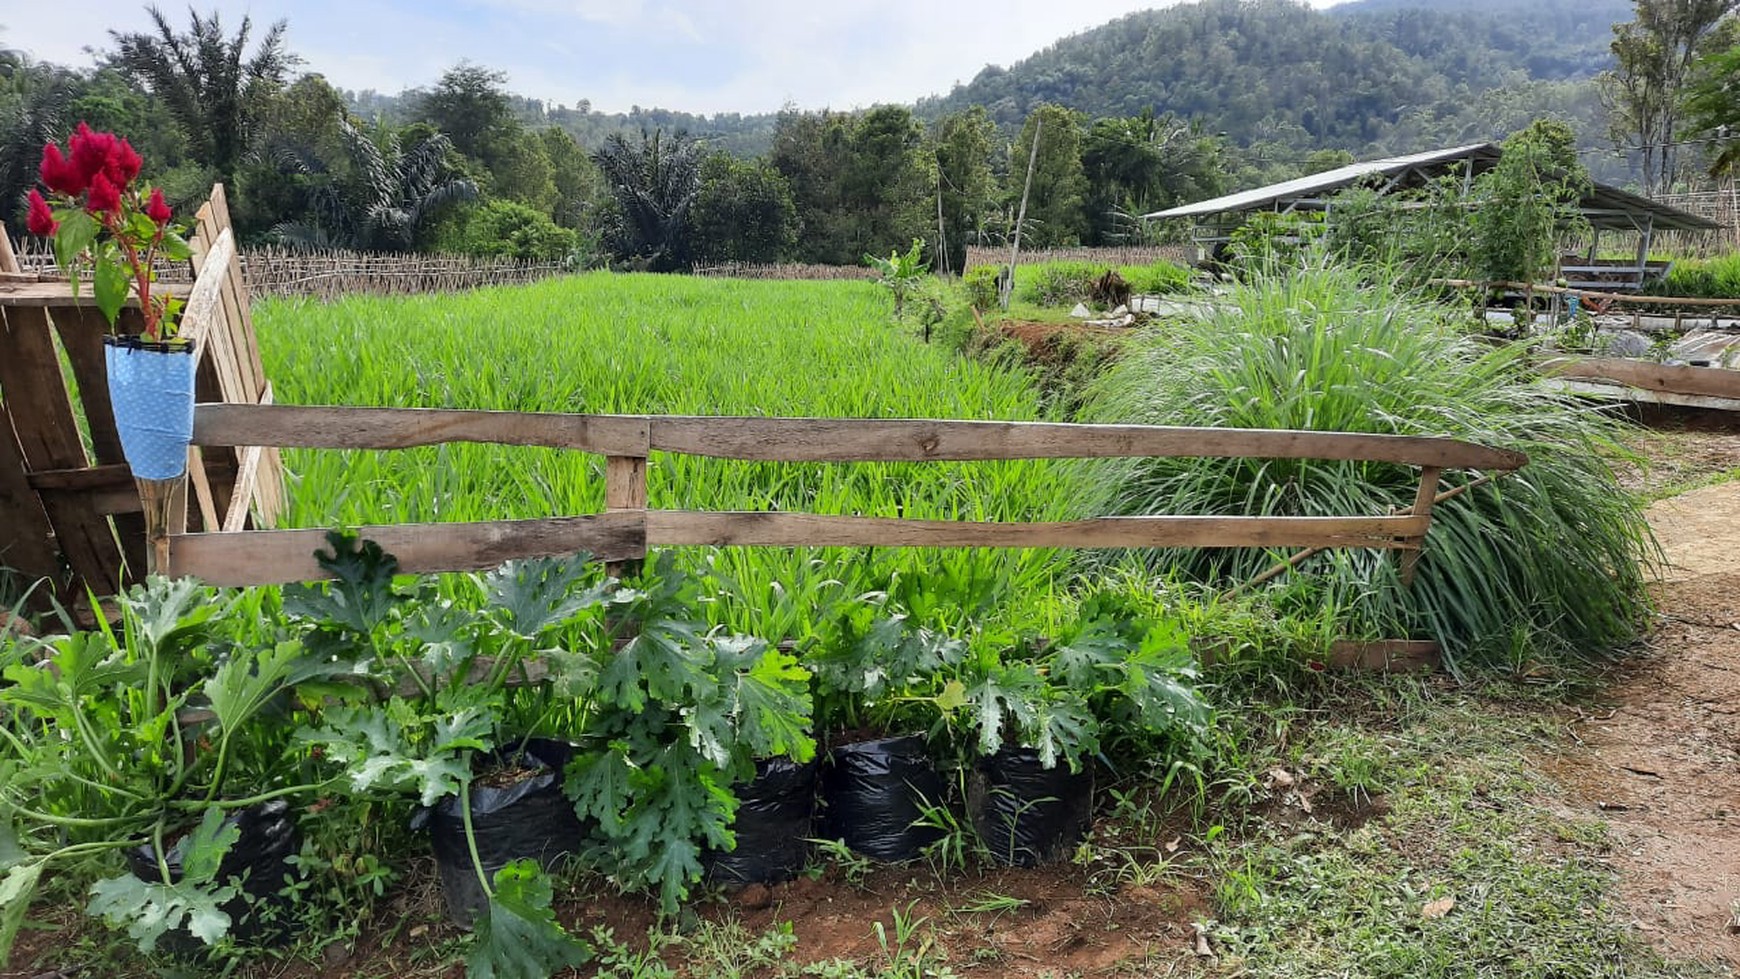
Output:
[[1542, 478, 1740, 967]]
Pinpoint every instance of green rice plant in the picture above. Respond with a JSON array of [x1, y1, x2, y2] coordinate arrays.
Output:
[[1071, 260, 1655, 670], [1648, 253, 1740, 299], [254, 273, 1075, 636]]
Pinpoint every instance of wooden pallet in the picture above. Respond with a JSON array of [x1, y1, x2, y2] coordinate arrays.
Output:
[[0, 185, 280, 611]]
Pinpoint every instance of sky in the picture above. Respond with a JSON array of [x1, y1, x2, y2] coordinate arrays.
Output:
[[6, 0, 1351, 116]]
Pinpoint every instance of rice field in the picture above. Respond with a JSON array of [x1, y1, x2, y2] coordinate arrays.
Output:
[[255, 272, 1076, 631]]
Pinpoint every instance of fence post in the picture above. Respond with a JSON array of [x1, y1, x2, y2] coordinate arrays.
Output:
[[1399, 467, 1442, 587], [605, 452, 649, 579]]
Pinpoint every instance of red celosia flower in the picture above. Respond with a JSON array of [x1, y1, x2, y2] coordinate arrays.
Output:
[[85, 172, 121, 216], [107, 137, 143, 187], [38, 143, 86, 196], [145, 187, 172, 226], [69, 123, 121, 188], [25, 189, 57, 236]]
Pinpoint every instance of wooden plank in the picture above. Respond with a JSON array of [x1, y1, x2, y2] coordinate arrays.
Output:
[[192, 405, 1525, 472], [0, 281, 191, 307], [1541, 356, 1740, 401], [193, 404, 655, 457], [646, 511, 1427, 550], [0, 304, 122, 594], [605, 456, 648, 510], [0, 411, 62, 582], [207, 185, 267, 396], [222, 445, 261, 532], [1541, 378, 1740, 413], [166, 511, 648, 586], [249, 384, 283, 526], [188, 446, 221, 531], [52, 306, 129, 464], [26, 463, 140, 517], [1326, 640, 1441, 673], [0, 222, 18, 273], [649, 416, 1528, 470], [1399, 466, 1441, 587], [179, 228, 234, 371]]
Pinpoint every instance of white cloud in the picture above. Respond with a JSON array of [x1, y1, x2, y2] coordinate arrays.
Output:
[[3, 0, 1353, 115]]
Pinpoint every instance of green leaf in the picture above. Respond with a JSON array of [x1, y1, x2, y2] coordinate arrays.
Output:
[[720, 641, 815, 763], [204, 640, 340, 735], [481, 555, 606, 639], [563, 748, 634, 836], [92, 256, 130, 326], [934, 679, 967, 712], [52, 211, 99, 275], [87, 842, 240, 954], [0, 861, 43, 965], [465, 860, 590, 979], [159, 232, 193, 262], [282, 532, 406, 635]]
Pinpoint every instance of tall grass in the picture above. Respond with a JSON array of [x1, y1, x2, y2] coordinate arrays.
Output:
[[255, 272, 1074, 634], [1648, 253, 1740, 299], [1072, 261, 1655, 668]]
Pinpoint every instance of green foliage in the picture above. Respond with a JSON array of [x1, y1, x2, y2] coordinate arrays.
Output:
[[1228, 212, 1324, 274], [962, 265, 1001, 309], [86, 808, 239, 952], [865, 237, 929, 314], [1470, 120, 1591, 284], [1014, 260, 1102, 306], [690, 152, 797, 264], [593, 129, 702, 271], [929, 108, 997, 274], [1682, 39, 1740, 177], [771, 107, 932, 265], [555, 554, 814, 912], [1650, 253, 1740, 298], [1074, 261, 1654, 668], [1010, 105, 1090, 248], [449, 199, 578, 261], [466, 860, 592, 979]]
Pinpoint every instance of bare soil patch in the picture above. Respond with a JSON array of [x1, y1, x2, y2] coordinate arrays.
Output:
[[1538, 426, 1740, 968]]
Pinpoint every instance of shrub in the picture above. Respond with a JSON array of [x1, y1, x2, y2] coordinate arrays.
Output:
[[1015, 260, 1104, 306], [1072, 260, 1654, 669], [963, 265, 1001, 309], [452, 199, 578, 261]]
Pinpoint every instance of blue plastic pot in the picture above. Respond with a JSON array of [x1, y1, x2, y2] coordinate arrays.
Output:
[[104, 335, 195, 480]]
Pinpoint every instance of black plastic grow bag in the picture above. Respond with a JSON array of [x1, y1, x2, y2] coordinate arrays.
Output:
[[413, 737, 585, 926], [819, 734, 947, 862], [969, 747, 1094, 867], [124, 799, 300, 946], [704, 755, 819, 885]]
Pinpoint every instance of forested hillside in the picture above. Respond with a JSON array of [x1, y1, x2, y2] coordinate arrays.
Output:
[[918, 0, 1624, 163]]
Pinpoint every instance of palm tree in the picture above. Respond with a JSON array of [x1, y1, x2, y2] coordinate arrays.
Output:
[[270, 118, 477, 252], [593, 129, 701, 271], [0, 53, 77, 230], [109, 6, 298, 189]]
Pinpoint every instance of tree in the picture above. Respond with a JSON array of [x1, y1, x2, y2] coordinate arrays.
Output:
[[1682, 37, 1740, 176], [690, 152, 796, 264], [270, 119, 477, 251], [1081, 109, 1226, 244], [1010, 104, 1089, 247], [450, 199, 576, 260], [0, 54, 78, 229], [1471, 119, 1592, 284], [769, 108, 853, 262], [539, 126, 606, 230], [1600, 0, 1738, 194], [416, 62, 514, 162], [109, 6, 298, 190], [929, 107, 996, 274], [593, 128, 701, 271]]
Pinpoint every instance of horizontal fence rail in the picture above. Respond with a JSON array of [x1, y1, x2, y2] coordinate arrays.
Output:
[[163, 404, 1528, 588]]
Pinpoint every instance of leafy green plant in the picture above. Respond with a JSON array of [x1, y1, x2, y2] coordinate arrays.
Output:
[[289, 533, 602, 975], [554, 553, 816, 912], [866, 237, 930, 315], [0, 577, 344, 960]]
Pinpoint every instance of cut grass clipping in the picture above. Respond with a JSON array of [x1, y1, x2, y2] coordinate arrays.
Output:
[[1074, 260, 1655, 669]]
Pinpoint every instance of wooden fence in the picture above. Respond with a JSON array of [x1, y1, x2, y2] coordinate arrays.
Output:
[[1655, 185, 1739, 256], [161, 405, 1527, 591], [691, 262, 877, 281], [0, 185, 280, 611], [964, 245, 1194, 270], [7, 238, 569, 300]]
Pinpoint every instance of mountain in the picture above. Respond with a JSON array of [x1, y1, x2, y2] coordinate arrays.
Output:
[[917, 0, 1628, 162]]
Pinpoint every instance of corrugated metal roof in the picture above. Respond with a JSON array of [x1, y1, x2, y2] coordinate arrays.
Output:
[[1143, 143, 1500, 220], [1143, 143, 1720, 234]]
